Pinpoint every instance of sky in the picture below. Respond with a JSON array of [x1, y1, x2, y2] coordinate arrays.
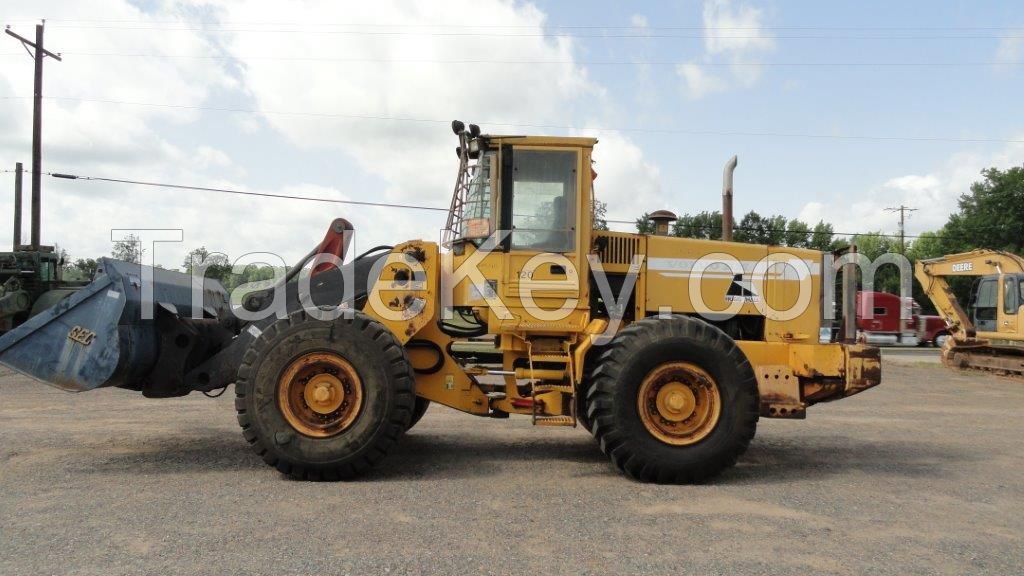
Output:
[[1, 0, 1022, 268]]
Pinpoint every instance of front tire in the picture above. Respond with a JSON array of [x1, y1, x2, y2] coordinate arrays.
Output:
[[586, 315, 758, 483], [235, 311, 415, 480], [406, 397, 431, 431]]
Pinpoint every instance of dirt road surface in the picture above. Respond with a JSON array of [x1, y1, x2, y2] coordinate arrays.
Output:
[[1, 362, 1022, 575]]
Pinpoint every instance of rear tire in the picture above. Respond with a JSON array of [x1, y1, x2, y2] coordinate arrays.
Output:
[[933, 331, 949, 348], [586, 315, 758, 483], [235, 311, 415, 480]]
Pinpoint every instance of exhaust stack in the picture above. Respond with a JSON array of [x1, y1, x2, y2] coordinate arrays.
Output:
[[722, 155, 737, 242]]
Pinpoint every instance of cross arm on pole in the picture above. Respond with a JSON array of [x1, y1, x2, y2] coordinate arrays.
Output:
[[4, 26, 62, 60]]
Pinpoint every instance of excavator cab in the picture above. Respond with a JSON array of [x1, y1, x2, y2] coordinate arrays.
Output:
[[966, 273, 1024, 337]]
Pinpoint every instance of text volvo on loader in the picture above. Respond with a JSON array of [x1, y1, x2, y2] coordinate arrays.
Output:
[[0, 122, 881, 483]]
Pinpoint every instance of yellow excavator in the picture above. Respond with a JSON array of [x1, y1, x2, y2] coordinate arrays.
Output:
[[915, 249, 1024, 378]]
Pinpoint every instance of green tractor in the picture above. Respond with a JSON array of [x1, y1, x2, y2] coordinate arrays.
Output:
[[0, 249, 87, 334], [1, 168, 89, 335]]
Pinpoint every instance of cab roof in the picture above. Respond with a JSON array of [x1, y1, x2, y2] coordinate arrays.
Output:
[[483, 134, 598, 148]]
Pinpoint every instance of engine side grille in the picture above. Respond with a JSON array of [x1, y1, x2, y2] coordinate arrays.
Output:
[[595, 232, 640, 269]]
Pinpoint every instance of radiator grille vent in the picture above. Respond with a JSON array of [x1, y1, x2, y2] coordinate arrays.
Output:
[[596, 233, 640, 266]]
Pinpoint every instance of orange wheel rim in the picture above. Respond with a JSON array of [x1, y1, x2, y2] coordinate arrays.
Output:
[[278, 352, 363, 438], [637, 362, 721, 446]]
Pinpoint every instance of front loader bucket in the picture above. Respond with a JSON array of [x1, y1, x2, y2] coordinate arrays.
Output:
[[0, 258, 233, 393]]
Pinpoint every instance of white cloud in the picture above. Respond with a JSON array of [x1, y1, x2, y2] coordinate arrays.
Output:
[[994, 34, 1023, 76], [587, 130, 663, 229], [677, 0, 775, 99], [630, 14, 649, 31], [796, 138, 1024, 236], [677, 63, 728, 99], [0, 0, 240, 264], [702, 0, 775, 56], [0, 0, 668, 267], [209, 1, 596, 205], [995, 35, 1023, 62]]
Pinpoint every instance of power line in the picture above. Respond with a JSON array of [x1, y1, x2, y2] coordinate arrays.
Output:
[[15, 23, 1024, 40], [2, 95, 1020, 145], [35, 170, 451, 212], [1, 52, 1020, 67], [7, 19, 1024, 31], [0, 167, 993, 242]]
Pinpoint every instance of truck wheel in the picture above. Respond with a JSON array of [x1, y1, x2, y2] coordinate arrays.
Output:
[[406, 398, 430, 431], [235, 311, 415, 480], [586, 315, 758, 483], [933, 331, 949, 348]]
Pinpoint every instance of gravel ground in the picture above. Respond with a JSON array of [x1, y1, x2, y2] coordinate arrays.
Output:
[[1, 361, 1022, 576]]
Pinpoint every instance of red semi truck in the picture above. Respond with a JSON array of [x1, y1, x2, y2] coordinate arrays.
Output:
[[855, 291, 949, 347]]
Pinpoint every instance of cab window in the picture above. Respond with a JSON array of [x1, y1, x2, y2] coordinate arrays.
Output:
[[509, 149, 577, 252], [1005, 276, 1020, 314], [459, 152, 494, 240]]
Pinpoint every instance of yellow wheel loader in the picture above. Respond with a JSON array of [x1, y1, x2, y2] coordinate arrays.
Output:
[[915, 249, 1024, 377], [0, 122, 881, 482]]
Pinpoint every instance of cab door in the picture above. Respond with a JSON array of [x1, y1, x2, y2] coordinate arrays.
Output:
[[498, 145, 587, 325], [998, 275, 1020, 337], [971, 277, 998, 333]]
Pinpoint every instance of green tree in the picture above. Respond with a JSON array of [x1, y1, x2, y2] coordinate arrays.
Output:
[[66, 258, 99, 279], [809, 221, 835, 251], [673, 210, 726, 240], [734, 211, 766, 244], [784, 218, 811, 248], [764, 215, 788, 246], [906, 231, 944, 262], [850, 232, 903, 294], [938, 165, 1024, 254], [592, 199, 609, 231], [111, 234, 144, 264], [635, 212, 655, 234], [183, 247, 233, 284]]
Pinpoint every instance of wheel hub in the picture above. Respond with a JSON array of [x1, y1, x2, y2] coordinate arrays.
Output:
[[304, 373, 345, 414], [278, 352, 363, 438], [637, 362, 721, 446], [656, 382, 696, 422]]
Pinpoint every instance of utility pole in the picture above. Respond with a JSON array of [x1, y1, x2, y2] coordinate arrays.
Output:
[[13, 162, 23, 250], [884, 205, 918, 254], [884, 204, 917, 344], [6, 21, 61, 250]]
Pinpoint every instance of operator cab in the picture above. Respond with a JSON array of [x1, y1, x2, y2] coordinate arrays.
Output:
[[443, 121, 597, 325], [445, 120, 595, 257], [969, 273, 1024, 334]]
